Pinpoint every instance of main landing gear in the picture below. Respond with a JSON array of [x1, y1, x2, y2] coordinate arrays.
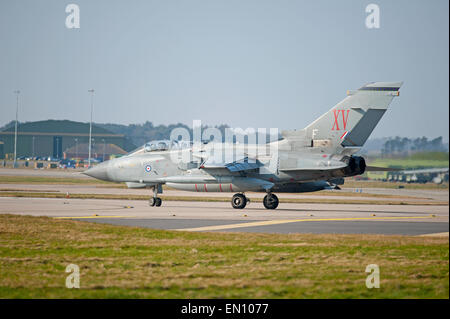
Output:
[[263, 193, 279, 210], [231, 193, 279, 209], [231, 193, 250, 209], [149, 185, 162, 207]]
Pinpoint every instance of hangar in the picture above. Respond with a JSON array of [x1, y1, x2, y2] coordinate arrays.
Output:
[[0, 120, 134, 159], [63, 142, 127, 161]]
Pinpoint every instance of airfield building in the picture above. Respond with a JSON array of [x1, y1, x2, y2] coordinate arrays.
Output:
[[63, 143, 127, 161], [0, 120, 134, 159]]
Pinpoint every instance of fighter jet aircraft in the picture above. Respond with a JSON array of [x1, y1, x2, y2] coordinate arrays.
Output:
[[84, 81, 403, 209]]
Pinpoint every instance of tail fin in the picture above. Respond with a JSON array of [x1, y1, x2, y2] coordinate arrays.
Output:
[[303, 81, 402, 148]]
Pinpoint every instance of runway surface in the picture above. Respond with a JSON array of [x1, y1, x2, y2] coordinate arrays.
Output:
[[1, 182, 449, 203], [0, 167, 88, 178], [1, 168, 448, 235], [1, 196, 448, 236], [1, 168, 448, 201]]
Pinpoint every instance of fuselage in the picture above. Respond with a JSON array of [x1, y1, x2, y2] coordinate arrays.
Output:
[[84, 139, 360, 193]]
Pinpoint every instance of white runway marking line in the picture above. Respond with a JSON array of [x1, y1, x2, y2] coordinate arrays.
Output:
[[172, 216, 436, 232]]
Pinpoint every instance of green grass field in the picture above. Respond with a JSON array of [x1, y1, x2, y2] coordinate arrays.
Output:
[[365, 152, 449, 181], [368, 152, 449, 169], [0, 214, 448, 298], [369, 158, 449, 169]]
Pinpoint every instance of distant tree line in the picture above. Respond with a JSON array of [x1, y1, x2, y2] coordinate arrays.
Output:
[[2, 120, 446, 155], [96, 121, 231, 148], [381, 136, 447, 156], [0, 120, 268, 150]]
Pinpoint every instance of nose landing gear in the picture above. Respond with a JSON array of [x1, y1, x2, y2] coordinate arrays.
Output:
[[149, 197, 162, 207], [149, 184, 163, 207]]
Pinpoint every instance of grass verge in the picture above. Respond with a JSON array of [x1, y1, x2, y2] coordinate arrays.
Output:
[[0, 214, 448, 298]]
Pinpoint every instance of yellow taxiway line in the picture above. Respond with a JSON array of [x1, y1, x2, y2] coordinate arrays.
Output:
[[173, 215, 436, 232], [418, 232, 449, 237]]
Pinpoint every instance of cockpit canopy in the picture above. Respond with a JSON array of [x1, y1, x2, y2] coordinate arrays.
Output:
[[144, 140, 170, 152], [127, 140, 192, 156]]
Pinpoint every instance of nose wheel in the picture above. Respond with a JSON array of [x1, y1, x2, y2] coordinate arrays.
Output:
[[231, 193, 249, 209], [263, 193, 279, 209], [149, 185, 163, 207], [149, 197, 162, 207]]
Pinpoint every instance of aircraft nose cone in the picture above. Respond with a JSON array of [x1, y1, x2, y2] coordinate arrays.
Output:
[[83, 163, 109, 181]]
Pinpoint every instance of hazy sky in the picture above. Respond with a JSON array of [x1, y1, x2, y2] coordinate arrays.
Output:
[[1, 0, 448, 140]]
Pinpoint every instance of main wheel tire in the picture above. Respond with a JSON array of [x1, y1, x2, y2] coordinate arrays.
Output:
[[231, 193, 247, 209], [263, 194, 279, 209], [149, 197, 156, 207], [155, 197, 162, 207]]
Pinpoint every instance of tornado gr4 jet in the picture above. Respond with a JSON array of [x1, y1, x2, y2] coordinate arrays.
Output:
[[84, 82, 403, 209]]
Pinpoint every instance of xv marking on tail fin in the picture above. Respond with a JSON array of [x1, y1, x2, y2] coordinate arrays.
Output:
[[332, 109, 350, 131]]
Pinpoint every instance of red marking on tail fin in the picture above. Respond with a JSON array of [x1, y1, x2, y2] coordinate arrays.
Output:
[[332, 109, 350, 130], [342, 109, 350, 130], [332, 109, 340, 130]]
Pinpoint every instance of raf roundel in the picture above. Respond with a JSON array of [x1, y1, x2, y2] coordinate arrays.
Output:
[[145, 165, 152, 173]]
